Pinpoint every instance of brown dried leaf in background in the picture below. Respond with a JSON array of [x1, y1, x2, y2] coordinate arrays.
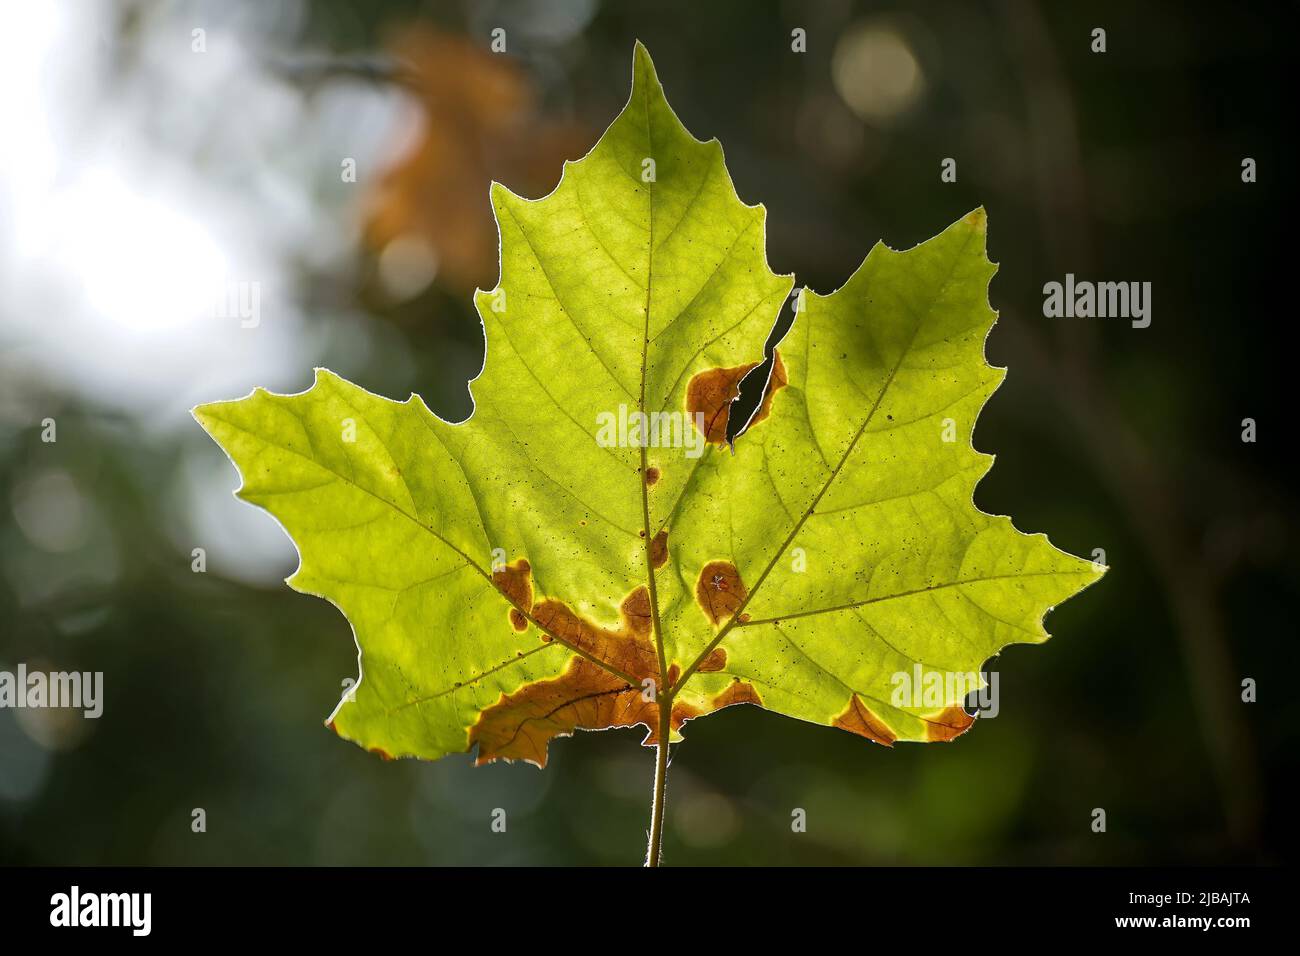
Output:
[[365, 28, 593, 295]]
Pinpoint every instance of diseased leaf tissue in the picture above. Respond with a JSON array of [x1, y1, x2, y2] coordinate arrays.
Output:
[[195, 44, 1102, 773]]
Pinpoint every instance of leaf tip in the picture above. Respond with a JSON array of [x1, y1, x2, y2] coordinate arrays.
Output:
[[963, 206, 987, 232], [309, 367, 346, 394], [191, 399, 239, 443], [630, 39, 662, 94], [487, 179, 523, 216], [632, 38, 652, 69]]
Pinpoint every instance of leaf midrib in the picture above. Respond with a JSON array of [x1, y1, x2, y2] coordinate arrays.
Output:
[[637, 75, 670, 692]]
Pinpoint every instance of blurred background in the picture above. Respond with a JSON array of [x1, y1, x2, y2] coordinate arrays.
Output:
[[1, 0, 1294, 866]]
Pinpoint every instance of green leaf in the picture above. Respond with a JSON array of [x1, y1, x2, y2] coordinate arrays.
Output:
[[194, 42, 1102, 768]]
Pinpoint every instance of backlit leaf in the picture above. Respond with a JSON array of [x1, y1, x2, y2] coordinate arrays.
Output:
[[195, 42, 1102, 769]]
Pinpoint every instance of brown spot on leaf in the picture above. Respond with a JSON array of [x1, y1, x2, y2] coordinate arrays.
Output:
[[697, 646, 727, 672], [649, 529, 668, 569], [470, 585, 739, 767], [470, 657, 653, 767], [471, 587, 693, 766], [925, 705, 976, 742], [369, 746, 395, 761], [685, 351, 787, 445], [753, 351, 788, 429], [492, 558, 533, 632], [713, 679, 762, 709], [644, 466, 660, 486], [695, 560, 748, 626], [530, 587, 653, 661], [833, 695, 897, 747]]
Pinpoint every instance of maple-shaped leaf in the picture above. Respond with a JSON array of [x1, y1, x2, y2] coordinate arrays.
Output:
[[195, 43, 1102, 770]]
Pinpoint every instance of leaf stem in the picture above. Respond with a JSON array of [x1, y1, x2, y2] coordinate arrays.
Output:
[[645, 695, 671, 867]]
